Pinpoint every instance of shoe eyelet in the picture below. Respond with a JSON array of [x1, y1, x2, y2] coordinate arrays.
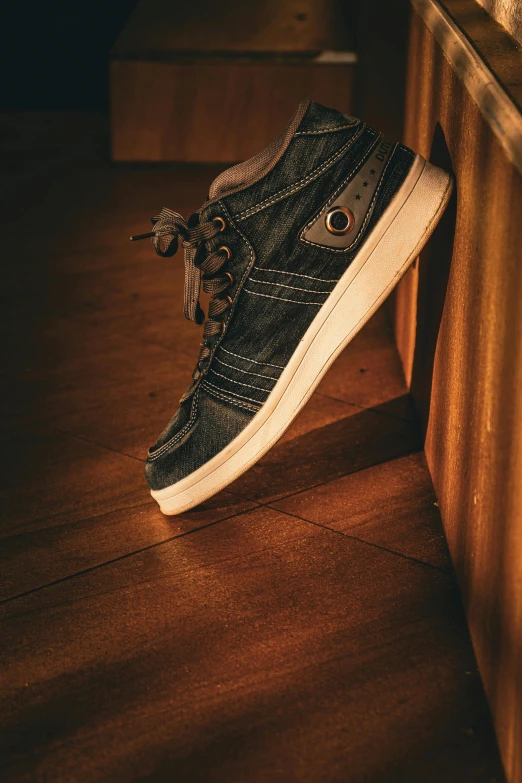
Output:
[[226, 295, 234, 307], [325, 206, 355, 235], [225, 271, 235, 285], [218, 245, 232, 260], [213, 216, 226, 232]]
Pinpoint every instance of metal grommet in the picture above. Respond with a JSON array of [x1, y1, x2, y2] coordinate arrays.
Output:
[[225, 271, 235, 285], [218, 245, 232, 260], [325, 206, 355, 236], [213, 216, 226, 232], [226, 295, 234, 307]]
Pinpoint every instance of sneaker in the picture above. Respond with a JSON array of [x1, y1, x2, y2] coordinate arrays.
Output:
[[132, 101, 453, 515]]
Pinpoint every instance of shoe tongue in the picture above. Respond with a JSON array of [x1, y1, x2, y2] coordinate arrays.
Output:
[[207, 100, 310, 202]]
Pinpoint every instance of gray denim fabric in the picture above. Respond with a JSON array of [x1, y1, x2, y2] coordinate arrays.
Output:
[[145, 102, 415, 491]]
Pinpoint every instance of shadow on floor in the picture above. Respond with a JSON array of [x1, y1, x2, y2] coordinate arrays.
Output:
[[229, 395, 422, 504]]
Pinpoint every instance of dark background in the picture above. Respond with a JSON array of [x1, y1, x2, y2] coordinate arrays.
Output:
[[1, 0, 410, 140], [1, 0, 138, 110]]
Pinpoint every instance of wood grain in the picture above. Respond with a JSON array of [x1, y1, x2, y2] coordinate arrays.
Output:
[[228, 396, 421, 505], [112, 0, 355, 57], [317, 308, 414, 413], [475, 0, 522, 46], [272, 451, 453, 570], [110, 0, 355, 161], [394, 8, 522, 782], [110, 61, 354, 162], [1, 507, 503, 782], [443, 0, 522, 108], [443, 0, 522, 102], [412, 0, 522, 173]]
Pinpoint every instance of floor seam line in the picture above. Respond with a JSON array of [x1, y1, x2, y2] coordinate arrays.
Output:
[[224, 446, 424, 507], [0, 498, 154, 542], [260, 505, 452, 575], [42, 421, 146, 464], [0, 504, 261, 605]]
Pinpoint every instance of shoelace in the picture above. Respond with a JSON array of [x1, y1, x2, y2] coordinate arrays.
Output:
[[131, 208, 234, 385]]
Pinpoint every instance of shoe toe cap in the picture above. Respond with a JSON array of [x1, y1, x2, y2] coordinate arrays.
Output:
[[145, 387, 256, 492]]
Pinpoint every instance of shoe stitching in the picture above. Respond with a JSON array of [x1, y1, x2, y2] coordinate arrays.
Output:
[[294, 122, 358, 135], [208, 367, 273, 394], [203, 379, 263, 406], [214, 355, 279, 381], [248, 277, 333, 295], [148, 389, 200, 461], [243, 288, 323, 306], [202, 383, 261, 412], [252, 266, 338, 282], [235, 124, 371, 222], [298, 132, 382, 246], [235, 127, 367, 221], [300, 140, 400, 253], [219, 345, 285, 370]]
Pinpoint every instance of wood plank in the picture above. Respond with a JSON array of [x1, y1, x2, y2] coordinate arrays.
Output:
[[0, 507, 504, 782], [394, 9, 522, 782], [317, 308, 413, 413], [411, 0, 522, 174], [112, 0, 354, 57], [0, 420, 145, 540], [475, 0, 522, 46], [0, 419, 255, 603], [442, 0, 522, 99], [272, 451, 452, 570], [0, 161, 225, 374], [0, 486, 257, 602], [110, 0, 356, 162], [229, 395, 421, 504], [1, 318, 197, 460], [110, 60, 354, 162]]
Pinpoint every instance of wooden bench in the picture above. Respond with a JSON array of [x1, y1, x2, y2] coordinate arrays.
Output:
[[110, 0, 356, 162]]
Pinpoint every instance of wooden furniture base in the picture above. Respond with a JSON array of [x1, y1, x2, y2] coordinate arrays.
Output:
[[111, 60, 355, 162], [110, 0, 356, 162], [394, 2, 522, 781]]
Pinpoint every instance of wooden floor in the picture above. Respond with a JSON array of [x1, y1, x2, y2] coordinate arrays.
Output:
[[0, 113, 505, 782]]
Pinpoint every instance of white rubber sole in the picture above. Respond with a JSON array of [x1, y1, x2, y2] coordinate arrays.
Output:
[[152, 155, 453, 515]]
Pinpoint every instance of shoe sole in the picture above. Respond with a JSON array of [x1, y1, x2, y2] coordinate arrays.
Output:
[[152, 155, 453, 515]]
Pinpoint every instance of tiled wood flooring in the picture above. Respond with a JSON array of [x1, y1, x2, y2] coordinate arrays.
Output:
[[0, 114, 505, 782]]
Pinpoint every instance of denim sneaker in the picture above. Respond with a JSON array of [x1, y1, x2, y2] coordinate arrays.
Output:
[[131, 101, 453, 515]]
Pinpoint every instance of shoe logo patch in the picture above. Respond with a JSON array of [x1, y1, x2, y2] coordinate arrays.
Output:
[[301, 136, 395, 251]]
